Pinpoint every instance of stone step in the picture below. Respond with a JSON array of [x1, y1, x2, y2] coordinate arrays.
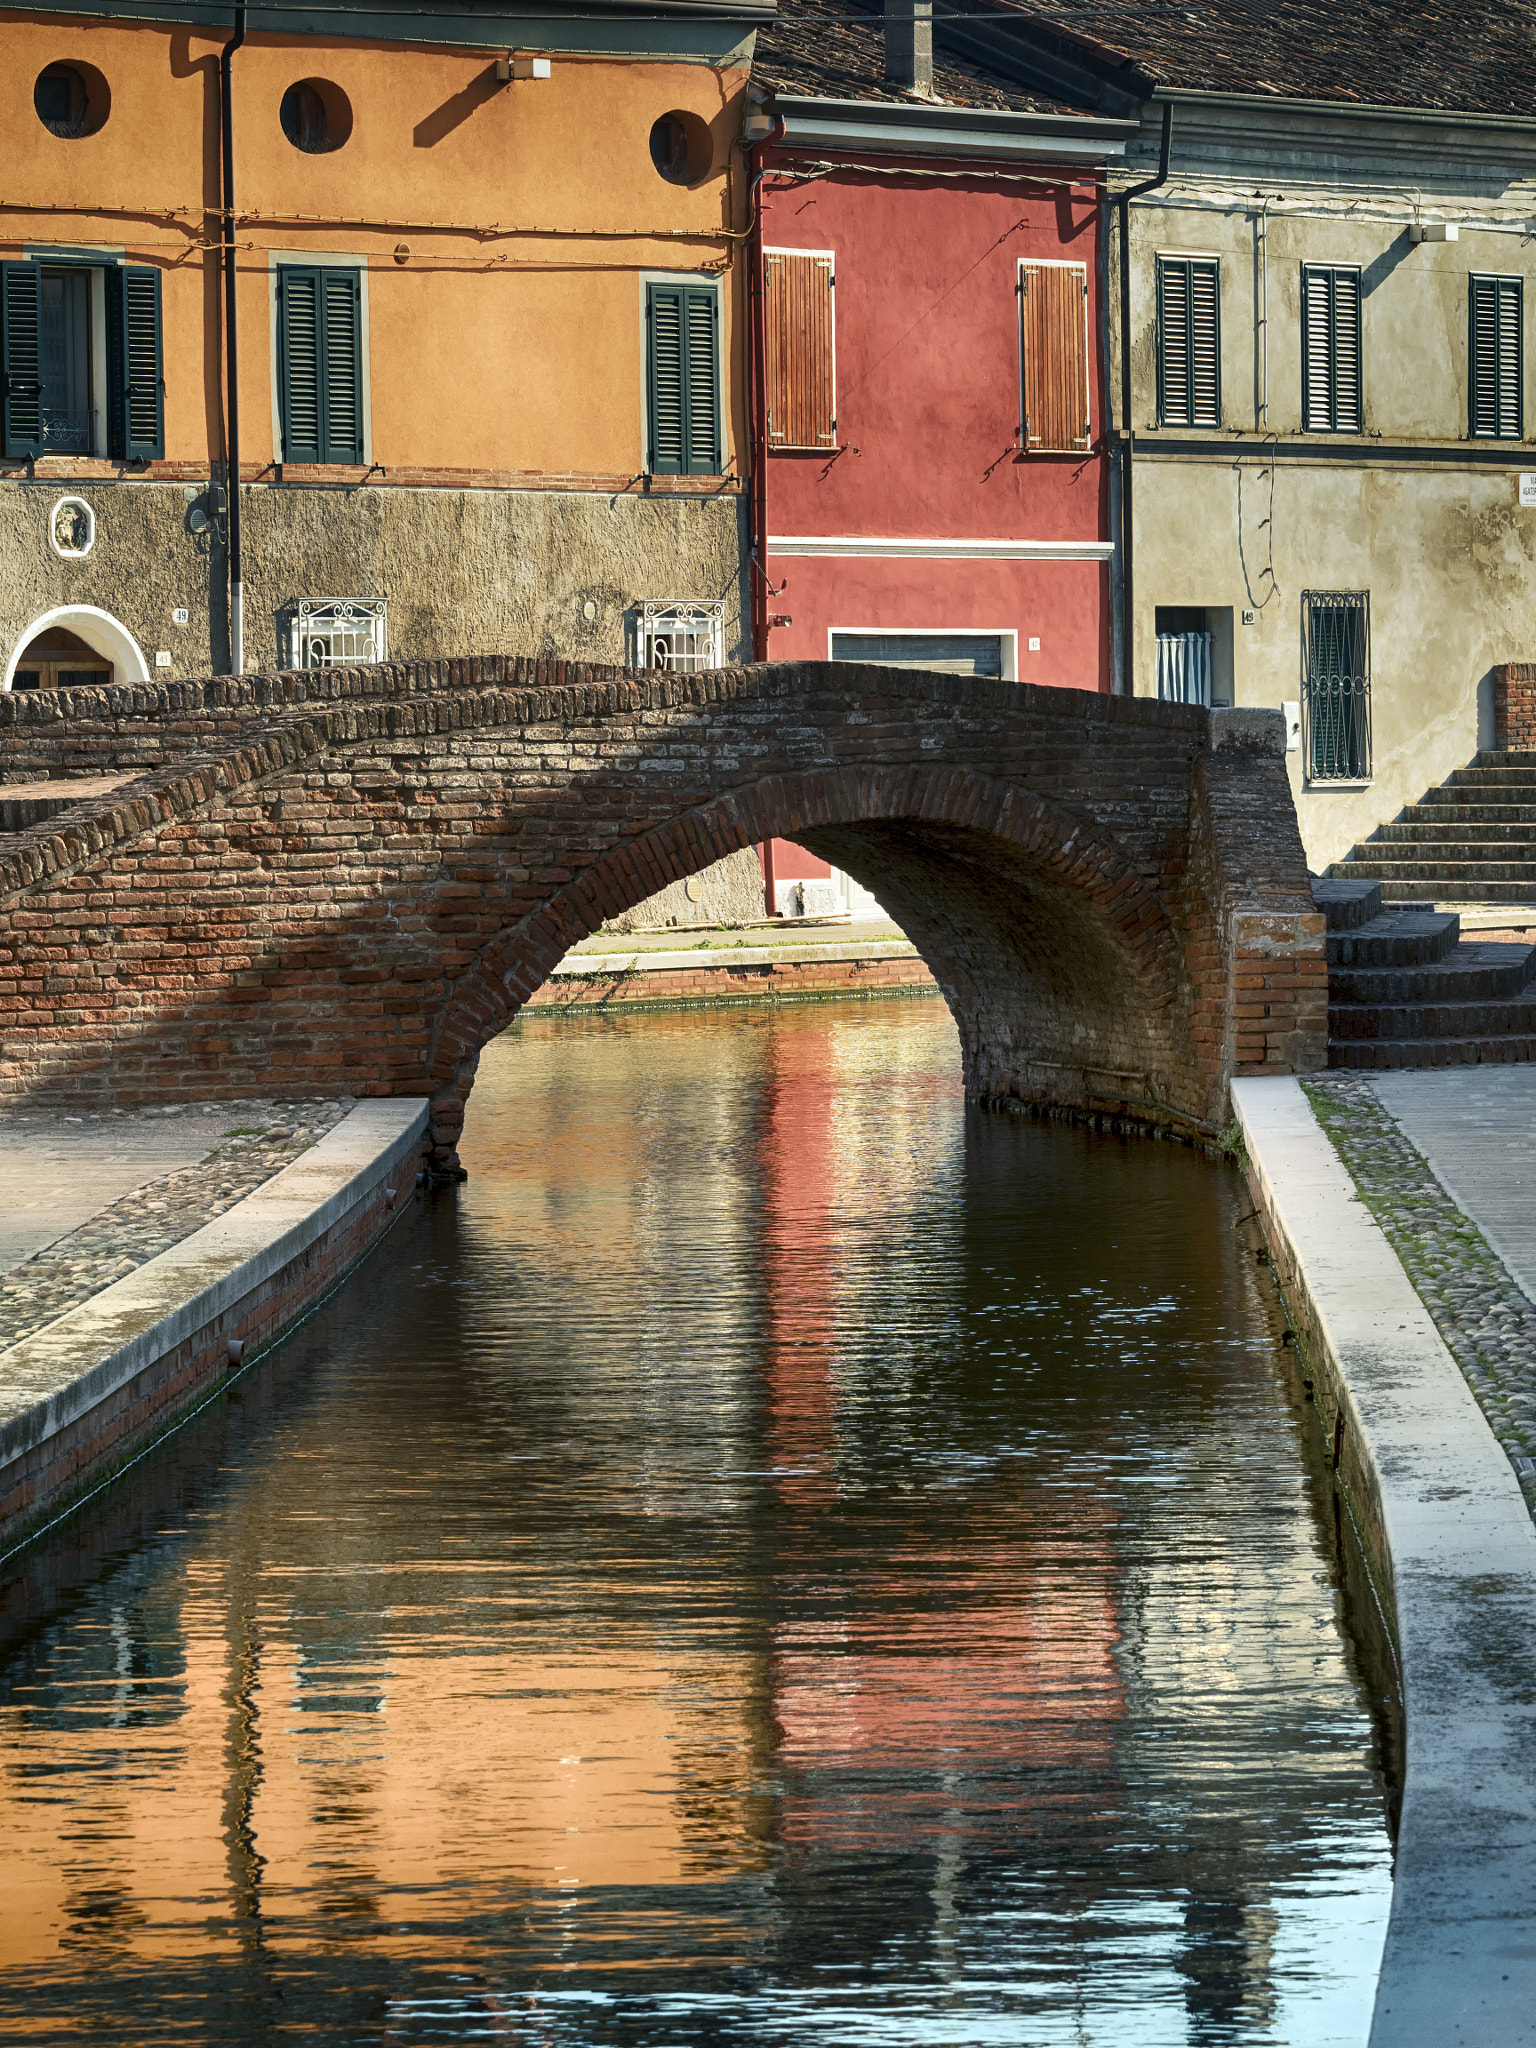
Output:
[[1407, 799, 1536, 821], [1379, 880, 1536, 903], [1329, 940, 1536, 1004], [1376, 820, 1536, 844], [1329, 1031, 1536, 1070], [1311, 876, 1382, 930], [1443, 768, 1536, 789], [1329, 989, 1536, 1040], [1336, 858, 1536, 883], [1474, 749, 1536, 766], [1324, 906, 1461, 967]]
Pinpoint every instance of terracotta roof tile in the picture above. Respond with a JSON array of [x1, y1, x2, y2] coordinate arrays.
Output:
[[754, 0, 1088, 113]]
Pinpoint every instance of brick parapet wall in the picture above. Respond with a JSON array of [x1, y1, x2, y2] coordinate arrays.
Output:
[[1492, 665, 1536, 753], [0, 661, 1321, 1154]]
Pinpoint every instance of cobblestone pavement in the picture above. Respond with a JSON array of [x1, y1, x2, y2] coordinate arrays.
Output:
[[1303, 1073, 1536, 1521], [0, 1101, 353, 1355]]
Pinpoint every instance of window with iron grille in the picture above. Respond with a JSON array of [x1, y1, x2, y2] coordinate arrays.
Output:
[[645, 279, 720, 476], [638, 600, 723, 673], [1470, 275, 1522, 440], [277, 265, 364, 465], [1157, 257, 1220, 427], [1301, 266, 1362, 432], [1302, 591, 1370, 781], [289, 598, 386, 668]]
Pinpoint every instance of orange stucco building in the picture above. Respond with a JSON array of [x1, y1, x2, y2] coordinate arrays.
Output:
[[0, 0, 762, 687]]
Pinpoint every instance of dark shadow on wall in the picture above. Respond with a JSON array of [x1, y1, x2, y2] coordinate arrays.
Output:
[[414, 67, 503, 148]]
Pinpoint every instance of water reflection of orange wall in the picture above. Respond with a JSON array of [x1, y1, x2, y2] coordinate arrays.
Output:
[[0, 1572, 765, 1973]]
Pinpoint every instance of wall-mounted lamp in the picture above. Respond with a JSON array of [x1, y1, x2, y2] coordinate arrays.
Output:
[[767, 614, 793, 629], [496, 52, 552, 80]]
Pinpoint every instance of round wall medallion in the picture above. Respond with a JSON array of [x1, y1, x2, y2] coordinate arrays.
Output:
[[50, 496, 95, 559]]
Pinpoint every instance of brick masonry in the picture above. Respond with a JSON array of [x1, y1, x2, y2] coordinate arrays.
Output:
[[0, 660, 1326, 1165], [1493, 664, 1536, 752], [527, 952, 939, 1012]]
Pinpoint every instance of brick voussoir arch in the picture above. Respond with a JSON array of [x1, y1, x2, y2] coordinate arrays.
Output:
[[422, 765, 1184, 1108]]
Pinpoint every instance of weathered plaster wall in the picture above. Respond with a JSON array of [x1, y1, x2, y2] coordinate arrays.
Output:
[[1110, 115, 1536, 870], [0, 479, 748, 680]]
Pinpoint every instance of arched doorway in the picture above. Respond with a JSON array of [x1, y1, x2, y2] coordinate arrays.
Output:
[[3, 606, 150, 692]]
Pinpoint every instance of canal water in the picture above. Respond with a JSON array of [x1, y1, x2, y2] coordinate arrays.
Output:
[[0, 999, 1392, 2045]]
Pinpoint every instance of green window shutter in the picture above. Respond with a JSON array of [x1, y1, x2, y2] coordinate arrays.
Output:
[[646, 280, 719, 476], [1302, 265, 1362, 432], [106, 263, 164, 460], [321, 269, 363, 464], [279, 266, 362, 464], [1, 261, 44, 460], [278, 265, 322, 462], [1470, 275, 1522, 440]]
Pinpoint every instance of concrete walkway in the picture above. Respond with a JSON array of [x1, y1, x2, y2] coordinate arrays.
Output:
[[1370, 1068, 1536, 1308], [0, 1106, 260, 1277]]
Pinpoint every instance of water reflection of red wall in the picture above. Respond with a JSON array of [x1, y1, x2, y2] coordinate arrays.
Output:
[[757, 1024, 1126, 1853]]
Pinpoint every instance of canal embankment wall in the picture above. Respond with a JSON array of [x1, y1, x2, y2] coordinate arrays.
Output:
[[1233, 1076, 1536, 2048], [528, 936, 938, 1012], [0, 1099, 428, 1563]]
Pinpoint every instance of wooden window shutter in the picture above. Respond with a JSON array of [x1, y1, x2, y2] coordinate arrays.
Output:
[[279, 265, 362, 464], [1157, 257, 1220, 427], [1, 261, 44, 460], [1302, 265, 1362, 432], [1470, 275, 1522, 440], [764, 250, 835, 449], [1019, 262, 1089, 452], [647, 280, 720, 476], [106, 263, 164, 460]]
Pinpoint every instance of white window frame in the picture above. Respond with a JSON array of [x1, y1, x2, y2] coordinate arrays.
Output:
[[290, 597, 387, 668], [637, 598, 724, 673], [268, 249, 373, 466], [762, 245, 838, 448], [1016, 256, 1092, 449], [828, 626, 1018, 682]]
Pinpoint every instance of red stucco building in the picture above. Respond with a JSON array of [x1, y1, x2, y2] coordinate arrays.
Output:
[[745, 0, 1134, 911]]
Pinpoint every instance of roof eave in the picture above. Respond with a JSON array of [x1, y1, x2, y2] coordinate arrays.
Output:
[[1149, 85, 1536, 134], [769, 92, 1133, 161]]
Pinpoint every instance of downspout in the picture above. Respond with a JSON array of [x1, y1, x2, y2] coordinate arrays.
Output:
[[1116, 99, 1171, 696], [220, 4, 246, 675], [745, 115, 782, 664]]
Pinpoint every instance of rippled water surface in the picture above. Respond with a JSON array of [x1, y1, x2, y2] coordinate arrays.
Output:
[[0, 999, 1392, 2044]]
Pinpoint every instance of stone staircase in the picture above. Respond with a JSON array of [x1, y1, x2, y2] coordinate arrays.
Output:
[[1318, 877, 1536, 1068], [1329, 749, 1536, 902]]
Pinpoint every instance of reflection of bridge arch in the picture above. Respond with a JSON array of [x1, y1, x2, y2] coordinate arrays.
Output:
[[0, 656, 1324, 1159]]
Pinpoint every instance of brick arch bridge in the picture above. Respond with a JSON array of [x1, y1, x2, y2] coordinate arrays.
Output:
[[0, 658, 1325, 1168]]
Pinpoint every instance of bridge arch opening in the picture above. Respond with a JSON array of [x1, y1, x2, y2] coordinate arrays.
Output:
[[425, 766, 1188, 1168]]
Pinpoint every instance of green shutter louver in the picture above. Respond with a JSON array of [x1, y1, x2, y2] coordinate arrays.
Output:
[[278, 264, 363, 465], [1, 261, 44, 460], [646, 280, 719, 476], [1301, 265, 1362, 432], [1157, 257, 1220, 428], [106, 263, 164, 460], [1470, 275, 1522, 440]]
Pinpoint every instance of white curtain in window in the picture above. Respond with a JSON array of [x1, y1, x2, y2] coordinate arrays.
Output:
[[1156, 631, 1212, 706]]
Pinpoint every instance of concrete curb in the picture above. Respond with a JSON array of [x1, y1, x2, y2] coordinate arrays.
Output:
[[0, 1099, 428, 1553], [551, 938, 919, 978], [1232, 1077, 1536, 2047]]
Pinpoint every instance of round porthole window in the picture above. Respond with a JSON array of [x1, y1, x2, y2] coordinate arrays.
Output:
[[50, 497, 95, 559], [280, 78, 353, 154], [649, 110, 713, 186], [34, 61, 110, 138]]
